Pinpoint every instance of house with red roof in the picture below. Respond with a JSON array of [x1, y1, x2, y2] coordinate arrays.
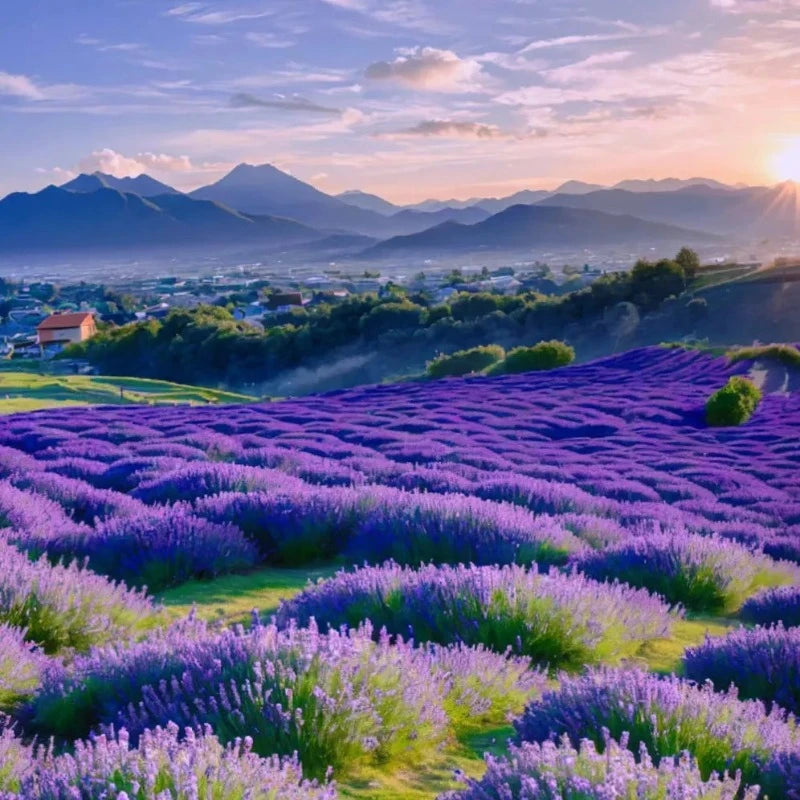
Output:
[[36, 312, 96, 345]]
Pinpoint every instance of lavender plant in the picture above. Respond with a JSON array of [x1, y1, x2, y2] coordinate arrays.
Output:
[[443, 735, 757, 800], [683, 624, 800, 714], [277, 562, 675, 669], [740, 585, 800, 627], [572, 532, 791, 611], [17, 724, 337, 800], [514, 667, 799, 795]]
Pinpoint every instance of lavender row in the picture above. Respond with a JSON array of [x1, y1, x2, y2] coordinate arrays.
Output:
[[276, 562, 676, 669]]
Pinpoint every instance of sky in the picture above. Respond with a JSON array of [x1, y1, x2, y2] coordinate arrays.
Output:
[[1, 0, 799, 203]]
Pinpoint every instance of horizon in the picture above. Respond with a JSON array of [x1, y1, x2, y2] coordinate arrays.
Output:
[[4, 162, 795, 207], [2, 0, 799, 204]]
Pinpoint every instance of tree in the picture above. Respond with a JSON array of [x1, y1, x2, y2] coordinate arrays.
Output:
[[427, 345, 505, 379], [630, 259, 686, 311], [675, 247, 700, 281]]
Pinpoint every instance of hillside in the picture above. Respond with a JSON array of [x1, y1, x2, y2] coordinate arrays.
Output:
[[363, 203, 716, 256], [0, 369, 256, 412], [540, 181, 800, 236], [0, 346, 797, 797]]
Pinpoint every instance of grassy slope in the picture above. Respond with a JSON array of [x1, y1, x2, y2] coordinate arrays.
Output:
[[159, 565, 739, 799], [0, 369, 256, 413]]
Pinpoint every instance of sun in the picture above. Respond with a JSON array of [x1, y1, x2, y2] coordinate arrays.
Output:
[[771, 137, 800, 182]]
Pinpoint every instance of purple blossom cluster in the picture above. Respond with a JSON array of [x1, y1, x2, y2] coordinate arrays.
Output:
[[443, 735, 757, 800], [0, 540, 156, 654], [740, 585, 800, 627], [572, 532, 793, 612], [277, 562, 675, 668], [514, 667, 800, 796], [2, 723, 338, 799], [683, 624, 800, 714]]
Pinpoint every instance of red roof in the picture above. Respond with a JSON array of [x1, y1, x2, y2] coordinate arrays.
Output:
[[37, 312, 94, 330]]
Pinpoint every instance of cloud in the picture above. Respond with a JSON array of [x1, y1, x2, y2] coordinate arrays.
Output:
[[0, 72, 43, 100], [365, 47, 483, 91], [77, 148, 195, 176], [386, 119, 505, 138], [710, 0, 800, 11], [165, 3, 274, 24], [229, 92, 341, 114], [244, 32, 295, 48]]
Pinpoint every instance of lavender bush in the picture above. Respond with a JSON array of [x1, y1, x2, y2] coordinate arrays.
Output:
[[740, 585, 800, 627], [514, 667, 799, 795], [30, 619, 538, 778], [16, 724, 337, 800], [442, 735, 757, 800], [0, 624, 43, 709], [277, 562, 675, 669], [683, 624, 800, 714], [0, 541, 156, 653], [573, 532, 791, 611]]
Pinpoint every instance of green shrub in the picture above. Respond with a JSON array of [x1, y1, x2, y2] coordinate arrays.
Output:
[[426, 345, 505, 379], [727, 344, 800, 369], [705, 376, 762, 427], [492, 340, 575, 375]]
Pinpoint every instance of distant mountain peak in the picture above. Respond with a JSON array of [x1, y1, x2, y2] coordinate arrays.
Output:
[[61, 171, 178, 197]]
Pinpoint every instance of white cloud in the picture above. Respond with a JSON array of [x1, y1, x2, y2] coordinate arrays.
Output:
[[77, 148, 195, 176], [244, 32, 295, 48], [0, 72, 44, 100], [365, 47, 483, 91]]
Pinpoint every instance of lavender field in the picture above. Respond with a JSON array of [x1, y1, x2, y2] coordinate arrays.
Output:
[[0, 345, 799, 798]]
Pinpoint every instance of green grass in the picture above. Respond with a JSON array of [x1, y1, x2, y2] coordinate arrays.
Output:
[[159, 563, 341, 624], [0, 370, 257, 414]]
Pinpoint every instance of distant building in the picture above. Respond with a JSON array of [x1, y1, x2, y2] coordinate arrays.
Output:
[[265, 292, 304, 310], [36, 312, 96, 345]]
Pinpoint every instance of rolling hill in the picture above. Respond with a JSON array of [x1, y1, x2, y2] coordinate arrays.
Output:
[[363, 203, 717, 257], [539, 182, 800, 237]]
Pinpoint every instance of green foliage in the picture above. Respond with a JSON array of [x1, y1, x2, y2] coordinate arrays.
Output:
[[727, 344, 800, 368], [675, 247, 701, 281], [359, 301, 425, 339], [492, 340, 575, 375], [705, 376, 762, 427], [427, 345, 506, 379], [630, 259, 687, 310]]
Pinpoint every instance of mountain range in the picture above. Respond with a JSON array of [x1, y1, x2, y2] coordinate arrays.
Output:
[[363, 204, 717, 258], [0, 163, 796, 258]]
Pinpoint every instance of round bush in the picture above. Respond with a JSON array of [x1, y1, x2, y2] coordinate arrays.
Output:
[[705, 376, 762, 427], [446, 735, 756, 800], [277, 562, 676, 670], [426, 345, 506, 379], [572, 532, 789, 612], [514, 667, 799, 796], [740, 585, 800, 627], [495, 340, 575, 374], [683, 623, 800, 714]]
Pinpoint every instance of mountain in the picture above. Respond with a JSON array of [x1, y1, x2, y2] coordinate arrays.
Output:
[[363, 204, 716, 258], [62, 171, 179, 196], [336, 190, 400, 216], [554, 180, 606, 195], [476, 189, 552, 215], [190, 163, 389, 235], [538, 182, 800, 237], [0, 185, 318, 253], [387, 205, 492, 232], [611, 177, 735, 193]]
